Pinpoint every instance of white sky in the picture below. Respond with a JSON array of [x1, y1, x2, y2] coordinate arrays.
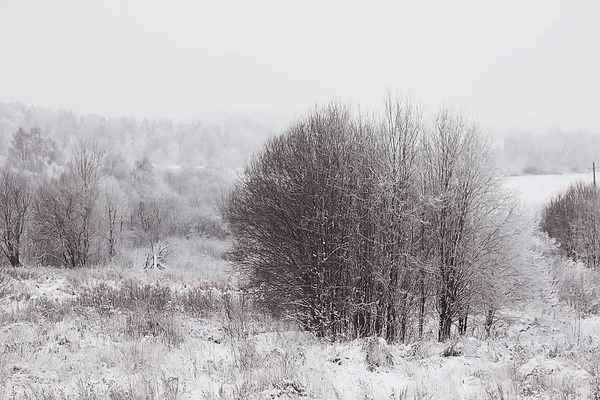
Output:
[[1, 0, 598, 133]]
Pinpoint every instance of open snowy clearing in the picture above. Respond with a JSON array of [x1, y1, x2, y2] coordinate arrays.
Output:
[[0, 173, 598, 400], [506, 172, 594, 212]]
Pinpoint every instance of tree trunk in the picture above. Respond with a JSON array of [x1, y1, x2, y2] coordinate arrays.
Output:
[[485, 309, 494, 337], [438, 291, 453, 341], [458, 313, 468, 335], [418, 270, 426, 339], [9, 253, 19, 267]]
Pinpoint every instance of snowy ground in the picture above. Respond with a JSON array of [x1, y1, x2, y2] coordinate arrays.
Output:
[[505, 172, 594, 214], [1, 173, 599, 399]]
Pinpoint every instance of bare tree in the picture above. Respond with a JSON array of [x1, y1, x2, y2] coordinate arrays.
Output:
[[8, 127, 58, 175], [419, 109, 518, 341], [31, 140, 103, 268], [0, 168, 32, 266], [224, 104, 363, 336], [99, 176, 128, 261], [132, 198, 170, 269]]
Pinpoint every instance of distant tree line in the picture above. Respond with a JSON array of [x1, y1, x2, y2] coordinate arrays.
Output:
[[224, 99, 527, 343], [502, 129, 600, 175], [0, 101, 274, 269], [0, 101, 274, 170]]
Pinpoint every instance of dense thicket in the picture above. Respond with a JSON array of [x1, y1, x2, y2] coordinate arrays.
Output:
[[224, 101, 525, 342], [541, 182, 600, 268]]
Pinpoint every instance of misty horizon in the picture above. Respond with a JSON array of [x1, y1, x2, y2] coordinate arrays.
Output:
[[1, 0, 599, 136]]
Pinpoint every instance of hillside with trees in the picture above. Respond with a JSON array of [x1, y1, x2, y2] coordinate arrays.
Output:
[[0, 101, 274, 270]]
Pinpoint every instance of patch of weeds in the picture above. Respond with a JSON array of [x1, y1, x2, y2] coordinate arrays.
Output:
[[4, 267, 40, 281], [179, 287, 222, 317], [75, 377, 102, 400], [552, 375, 578, 400], [483, 382, 508, 400], [123, 310, 183, 346], [162, 375, 182, 400], [548, 342, 560, 358], [24, 297, 72, 323], [78, 280, 173, 315], [122, 343, 148, 373], [232, 337, 260, 370]]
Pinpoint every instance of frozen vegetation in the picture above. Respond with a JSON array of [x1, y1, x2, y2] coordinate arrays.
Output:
[[0, 102, 599, 399], [0, 174, 599, 399]]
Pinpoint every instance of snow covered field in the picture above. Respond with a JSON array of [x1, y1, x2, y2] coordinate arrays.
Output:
[[1, 173, 599, 399], [506, 172, 595, 213]]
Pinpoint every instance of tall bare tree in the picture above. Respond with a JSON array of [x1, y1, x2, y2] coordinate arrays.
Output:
[[99, 176, 128, 261], [32, 140, 103, 268], [0, 169, 32, 266]]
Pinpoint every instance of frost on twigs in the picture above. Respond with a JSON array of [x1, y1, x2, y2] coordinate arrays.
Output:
[[144, 243, 169, 270]]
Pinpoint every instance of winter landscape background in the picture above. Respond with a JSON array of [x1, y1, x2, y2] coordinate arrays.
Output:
[[2, 1, 599, 399], [0, 101, 597, 399]]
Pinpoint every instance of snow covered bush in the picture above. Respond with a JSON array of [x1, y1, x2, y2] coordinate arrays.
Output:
[[224, 98, 526, 342], [541, 181, 600, 268]]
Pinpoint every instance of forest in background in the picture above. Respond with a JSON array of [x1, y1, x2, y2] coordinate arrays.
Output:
[[1, 99, 596, 274], [0, 101, 275, 270], [501, 128, 600, 175], [0, 101, 275, 171], [3, 101, 600, 398], [4, 101, 598, 178]]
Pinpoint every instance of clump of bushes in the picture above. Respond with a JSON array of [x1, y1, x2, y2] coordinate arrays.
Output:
[[541, 182, 600, 267]]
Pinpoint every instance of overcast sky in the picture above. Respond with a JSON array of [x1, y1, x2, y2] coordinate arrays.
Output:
[[1, 0, 598, 133]]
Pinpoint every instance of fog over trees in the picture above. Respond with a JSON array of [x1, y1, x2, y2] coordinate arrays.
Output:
[[500, 129, 600, 175], [0, 101, 274, 270], [0, 95, 594, 345]]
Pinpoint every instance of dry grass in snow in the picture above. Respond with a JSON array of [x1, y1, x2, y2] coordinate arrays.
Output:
[[0, 234, 600, 399]]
